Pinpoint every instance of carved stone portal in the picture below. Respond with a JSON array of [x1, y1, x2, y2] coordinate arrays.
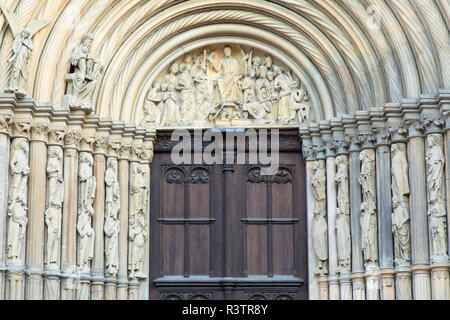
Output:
[[140, 44, 311, 128]]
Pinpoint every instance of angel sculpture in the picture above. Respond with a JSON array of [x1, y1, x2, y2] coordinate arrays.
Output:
[[0, 2, 51, 98]]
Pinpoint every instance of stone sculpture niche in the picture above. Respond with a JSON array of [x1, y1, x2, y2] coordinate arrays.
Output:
[[140, 44, 311, 128]]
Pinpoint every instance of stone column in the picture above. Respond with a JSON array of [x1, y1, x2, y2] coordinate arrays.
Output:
[[372, 114, 395, 300], [138, 134, 154, 300], [60, 130, 81, 300], [76, 134, 95, 300], [389, 123, 413, 300], [44, 128, 66, 300], [104, 139, 121, 300], [91, 136, 108, 300], [344, 116, 365, 300], [332, 120, 352, 300], [25, 122, 49, 300], [5, 119, 31, 300], [440, 91, 450, 270], [300, 127, 318, 299], [322, 123, 339, 300], [0, 114, 12, 300], [404, 112, 431, 300], [117, 142, 131, 300], [422, 112, 450, 300]]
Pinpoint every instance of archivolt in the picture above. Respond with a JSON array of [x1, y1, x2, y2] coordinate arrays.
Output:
[[0, 0, 448, 122]]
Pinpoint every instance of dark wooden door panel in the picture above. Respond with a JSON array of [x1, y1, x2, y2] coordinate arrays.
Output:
[[150, 130, 307, 300]]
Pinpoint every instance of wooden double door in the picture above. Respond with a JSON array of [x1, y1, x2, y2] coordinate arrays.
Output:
[[149, 130, 308, 300]]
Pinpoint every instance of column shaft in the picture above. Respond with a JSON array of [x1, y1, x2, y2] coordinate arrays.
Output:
[[326, 157, 339, 300], [91, 153, 105, 300], [117, 158, 129, 300], [0, 132, 9, 300], [408, 136, 431, 300], [306, 161, 319, 299], [25, 138, 47, 299]]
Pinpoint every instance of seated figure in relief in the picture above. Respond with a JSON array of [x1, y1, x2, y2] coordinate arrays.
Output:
[[207, 46, 243, 104]]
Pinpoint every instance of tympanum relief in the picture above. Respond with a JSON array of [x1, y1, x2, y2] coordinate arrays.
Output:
[[426, 134, 449, 264], [7, 138, 30, 265], [77, 152, 96, 273], [335, 155, 351, 273], [311, 160, 328, 275], [104, 158, 120, 277], [359, 149, 378, 267], [45, 148, 64, 269], [140, 45, 311, 128], [391, 144, 411, 266]]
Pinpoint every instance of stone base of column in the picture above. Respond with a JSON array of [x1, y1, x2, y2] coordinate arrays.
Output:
[[339, 272, 352, 300], [61, 273, 77, 300], [351, 272, 365, 300], [364, 265, 380, 300], [105, 276, 117, 300], [380, 268, 395, 300], [395, 265, 412, 300], [44, 269, 61, 300], [90, 276, 105, 300], [128, 278, 139, 300], [5, 267, 25, 300], [318, 275, 329, 300], [0, 265, 5, 300], [431, 263, 450, 300], [412, 264, 431, 300], [328, 275, 340, 300], [25, 270, 43, 300], [76, 274, 91, 300], [117, 276, 128, 300]]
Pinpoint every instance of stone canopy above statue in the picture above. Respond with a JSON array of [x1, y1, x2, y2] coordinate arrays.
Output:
[[140, 44, 312, 128]]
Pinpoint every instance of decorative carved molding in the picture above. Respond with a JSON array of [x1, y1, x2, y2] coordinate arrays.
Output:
[[246, 167, 292, 184], [160, 292, 213, 300]]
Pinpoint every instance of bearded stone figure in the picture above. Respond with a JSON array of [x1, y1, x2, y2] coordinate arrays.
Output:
[[77, 152, 96, 273], [426, 134, 448, 262], [63, 34, 104, 113], [104, 158, 120, 276], [335, 155, 351, 271], [7, 139, 30, 264], [359, 149, 378, 266], [391, 144, 411, 266], [128, 164, 149, 279], [45, 148, 64, 267], [311, 160, 328, 275]]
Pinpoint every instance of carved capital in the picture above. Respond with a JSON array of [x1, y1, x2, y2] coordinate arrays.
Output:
[[324, 139, 336, 157], [389, 125, 408, 143], [64, 130, 82, 149], [359, 134, 376, 150], [140, 142, 154, 163], [30, 123, 49, 142], [80, 134, 95, 152], [404, 119, 424, 138], [302, 145, 314, 161], [334, 138, 348, 155], [119, 143, 132, 160], [107, 140, 122, 158], [93, 135, 109, 155], [372, 128, 389, 147], [0, 114, 13, 135], [131, 143, 143, 162], [48, 129, 66, 146], [422, 116, 444, 135], [312, 144, 326, 160], [12, 120, 32, 138], [346, 135, 361, 152]]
